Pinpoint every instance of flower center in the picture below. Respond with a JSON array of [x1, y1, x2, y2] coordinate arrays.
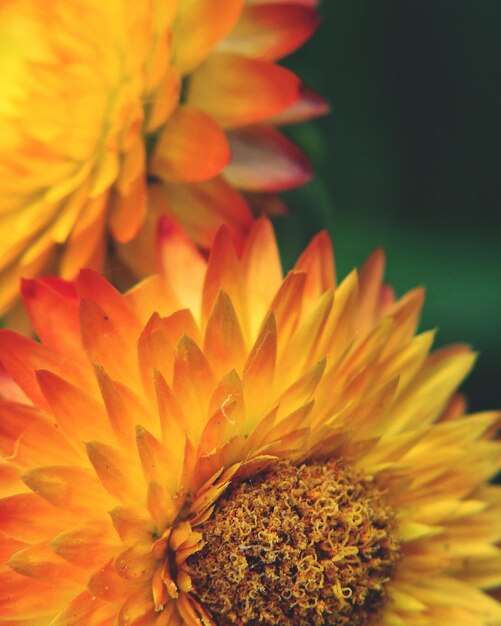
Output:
[[187, 460, 400, 626]]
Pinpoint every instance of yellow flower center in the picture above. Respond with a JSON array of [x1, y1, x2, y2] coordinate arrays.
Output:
[[188, 460, 401, 626]]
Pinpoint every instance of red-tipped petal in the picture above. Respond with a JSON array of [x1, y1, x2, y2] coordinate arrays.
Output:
[[225, 125, 312, 191], [219, 4, 320, 61], [269, 85, 329, 124], [187, 53, 301, 129], [21, 277, 81, 355]]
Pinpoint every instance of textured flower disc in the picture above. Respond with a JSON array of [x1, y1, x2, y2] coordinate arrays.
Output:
[[0, 218, 501, 625], [0, 0, 325, 319]]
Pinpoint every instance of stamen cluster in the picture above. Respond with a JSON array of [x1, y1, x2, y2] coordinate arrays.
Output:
[[188, 460, 401, 626]]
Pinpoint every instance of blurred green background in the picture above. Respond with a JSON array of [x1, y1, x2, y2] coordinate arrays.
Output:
[[278, 0, 500, 411]]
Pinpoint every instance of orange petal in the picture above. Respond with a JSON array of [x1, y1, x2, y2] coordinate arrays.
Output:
[[158, 176, 253, 250], [241, 218, 282, 336], [203, 290, 247, 378], [0, 493, 75, 543], [243, 312, 277, 426], [0, 331, 92, 410], [50, 521, 118, 569], [94, 365, 140, 450], [79, 298, 138, 391], [150, 106, 230, 183], [135, 425, 171, 485], [108, 175, 147, 243], [269, 271, 307, 354], [269, 85, 329, 124], [0, 569, 74, 620], [225, 124, 311, 191], [22, 465, 107, 514], [138, 310, 200, 396], [77, 269, 141, 332], [219, 4, 320, 61], [88, 559, 134, 602], [147, 480, 177, 530], [85, 441, 143, 504], [202, 226, 245, 327], [295, 230, 336, 303], [109, 507, 154, 545], [172, 0, 244, 74], [153, 372, 188, 471], [0, 400, 78, 468], [187, 53, 300, 129], [157, 217, 206, 315], [8, 543, 87, 586], [124, 275, 179, 324], [173, 336, 215, 441], [36, 369, 114, 444], [357, 248, 386, 333], [20, 277, 81, 355], [114, 545, 156, 583], [50, 590, 118, 626]]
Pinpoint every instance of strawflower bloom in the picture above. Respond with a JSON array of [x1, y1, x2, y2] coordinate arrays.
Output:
[[0, 219, 500, 625], [0, 0, 325, 319]]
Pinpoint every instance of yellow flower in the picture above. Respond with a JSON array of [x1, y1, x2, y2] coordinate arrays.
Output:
[[0, 0, 324, 318], [0, 219, 500, 625]]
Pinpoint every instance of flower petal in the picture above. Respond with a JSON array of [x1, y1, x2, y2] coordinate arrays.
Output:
[[219, 4, 320, 61], [150, 107, 230, 183], [225, 124, 312, 191], [187, 53, 301, 129]]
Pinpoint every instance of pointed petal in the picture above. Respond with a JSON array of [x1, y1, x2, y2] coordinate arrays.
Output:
[[173, 0, 244, 74], [50, 521, 118, 569], [0, 400, 78, 468], [219, 4, 320, 61], [173, 336, 215, 441], [22, 465, 108, 513], [50, 590, 118, 626], [8, 543, 87, 586], [203, 290, 247, 377], [0, 569, 73, 620], [36, 369, 113, 444], [85, 441, 143, 504], [187, 53, 300, 129], [225, 124, 311, 191], [0, 493, 75, 542], [20, 277, 81, 355], [157, 217, 206, 315], [0, 331, 92, 410], [294, 230, 336, 301], [269, 85, 329, 124], [151, 106, 230, 183], [241, 218, 282, 336], [79, 298, 138, 390], [202, 226, 245, 326]]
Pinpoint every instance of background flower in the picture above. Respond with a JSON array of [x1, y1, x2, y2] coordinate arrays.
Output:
[[0, 0, 324, 320], [0, 220, 499, 625]]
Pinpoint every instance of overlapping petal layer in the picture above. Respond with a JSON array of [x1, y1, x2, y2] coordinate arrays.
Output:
[[0, 0, 325, 318], [0, 220, 500, 625]]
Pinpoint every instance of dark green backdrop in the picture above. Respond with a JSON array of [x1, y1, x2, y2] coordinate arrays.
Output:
[[278, 0, 500, 412]]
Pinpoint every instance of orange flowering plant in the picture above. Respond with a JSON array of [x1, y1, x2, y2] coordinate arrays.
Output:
[[0, 0, 325, 320], [0, 220, 500, 625]]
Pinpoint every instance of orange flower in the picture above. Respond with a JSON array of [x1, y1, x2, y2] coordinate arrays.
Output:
[[0, 220, 500, 625], [0, 0, 325, 319]]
